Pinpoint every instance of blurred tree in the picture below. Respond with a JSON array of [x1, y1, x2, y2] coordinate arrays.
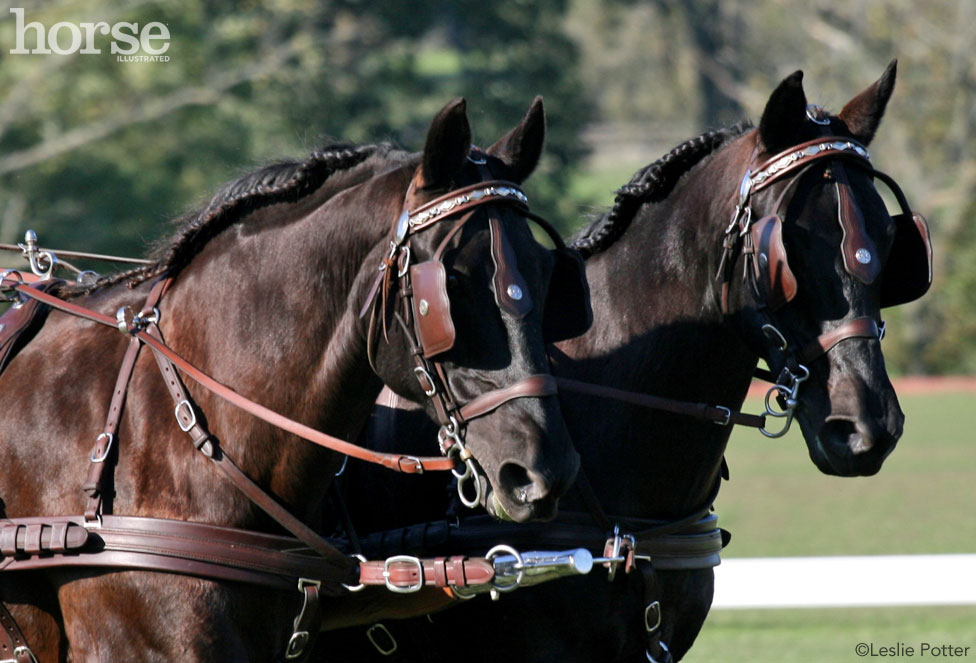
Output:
[[1, 0, 973, 374], [0, 0, 591, 266]]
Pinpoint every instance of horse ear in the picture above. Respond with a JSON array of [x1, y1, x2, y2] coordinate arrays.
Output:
[[837, 60, 897, 147], [487, 96, 546, 183], [759, 70, 808, 154], [420, 98, 471, 189]]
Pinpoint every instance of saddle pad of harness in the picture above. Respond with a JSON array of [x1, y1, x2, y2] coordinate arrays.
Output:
[[0, 279, 62, 376]]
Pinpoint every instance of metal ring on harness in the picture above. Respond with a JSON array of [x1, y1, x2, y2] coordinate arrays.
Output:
[[342, 554, 367, 593], [0, 269, 25, 304], [486, 544, 525, 595], [760, 364, 809, 438]]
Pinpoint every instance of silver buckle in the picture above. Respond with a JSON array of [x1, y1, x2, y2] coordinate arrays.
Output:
[[413, 366, 437, 396], [89, 432, 115, 463], [174, 399, 197, 432], [2, 647, 40, 663], [713, 406, 732, 426], [383, 555, 424, 593]]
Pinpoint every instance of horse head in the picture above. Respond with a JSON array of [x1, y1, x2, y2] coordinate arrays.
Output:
[[725, 61, 932, 476], [367, 97, 582, 521]]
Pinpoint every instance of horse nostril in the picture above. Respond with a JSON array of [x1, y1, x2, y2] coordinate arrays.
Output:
[[823, 418, 873, 454], [498, 462, 549, 505]]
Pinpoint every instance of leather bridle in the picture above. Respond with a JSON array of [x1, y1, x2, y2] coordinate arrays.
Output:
[[361, 149, 572, 507], [717, 130, 892, 437]]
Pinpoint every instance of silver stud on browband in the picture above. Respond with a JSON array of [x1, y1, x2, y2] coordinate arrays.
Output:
[[855, 248, 872, 264], [418, 299, 429, 315], [506, 284, 523, 301]]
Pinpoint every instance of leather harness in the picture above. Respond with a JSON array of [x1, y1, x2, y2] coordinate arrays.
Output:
[[0, 166, 570, 661]]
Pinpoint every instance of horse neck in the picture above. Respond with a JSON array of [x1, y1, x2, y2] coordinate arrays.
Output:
[[560, 136, 760, 519], [157, 166, 412, 513]]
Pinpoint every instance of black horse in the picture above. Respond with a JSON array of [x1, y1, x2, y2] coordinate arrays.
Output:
[[0, 99, 584, 661], [321, 61, 931, 661]]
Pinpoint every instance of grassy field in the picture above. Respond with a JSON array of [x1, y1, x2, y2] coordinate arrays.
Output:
[[685, 388, 976, 662]]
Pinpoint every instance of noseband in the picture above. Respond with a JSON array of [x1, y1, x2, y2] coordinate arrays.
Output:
[[362, 150, 575, 507], [717, 125, 931, 437]]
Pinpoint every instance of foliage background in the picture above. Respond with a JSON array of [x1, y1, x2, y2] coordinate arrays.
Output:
[[0, 0, 972, 375]]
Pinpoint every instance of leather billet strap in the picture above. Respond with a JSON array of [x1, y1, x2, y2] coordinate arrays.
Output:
[[1, 279, 455, 475], [358, 555, 494, 590], [0, 601, 35, 663]]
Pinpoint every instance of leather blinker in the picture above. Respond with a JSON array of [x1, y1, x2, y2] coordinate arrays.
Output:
[[880, 210, 932, 308], [543, 247, 593, 343], [410, 261, 455, 358], [750, 214, 797, 311]]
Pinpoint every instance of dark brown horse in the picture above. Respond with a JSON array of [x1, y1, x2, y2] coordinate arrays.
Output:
[[322, 62, 932, 661], [0, 98, 583, 661]]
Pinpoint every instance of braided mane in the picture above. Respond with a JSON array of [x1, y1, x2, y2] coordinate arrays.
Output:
[[573, 123, 752, 258], [93, 142, 407, 291]]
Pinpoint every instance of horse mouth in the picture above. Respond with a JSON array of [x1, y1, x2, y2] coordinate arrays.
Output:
[[806, 417, 897, 477], [483, 479, 559, 523]]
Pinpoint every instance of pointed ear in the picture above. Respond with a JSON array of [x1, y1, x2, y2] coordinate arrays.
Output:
[[487, 96, 546, 183], [420, 98, 471, 189], [838, 60, 897, 146], [759, 70, 808, 154]]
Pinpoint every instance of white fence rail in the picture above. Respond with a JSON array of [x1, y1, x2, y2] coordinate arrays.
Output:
[[711, 554, 976, 609]]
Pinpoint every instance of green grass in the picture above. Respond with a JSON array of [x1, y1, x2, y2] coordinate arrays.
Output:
[[689, 607, 976, 663], [718, 391, 976, 556], [684, 389, 976, 662]]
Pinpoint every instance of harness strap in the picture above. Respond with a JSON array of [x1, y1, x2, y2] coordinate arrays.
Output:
[[0, 515, 503, 597], [799, 316, 880, 363], [554, 376, 765, 429], [81, 278, 170, 520], [458, 374, 557, 422], [0, 279, 455, 474], [358, 555, 494, 589], [140, 324, 356, 568], [0, 602, 36, 663]]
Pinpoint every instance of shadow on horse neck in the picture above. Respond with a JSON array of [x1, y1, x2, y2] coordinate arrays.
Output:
[[324, 62, 925, 663]]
